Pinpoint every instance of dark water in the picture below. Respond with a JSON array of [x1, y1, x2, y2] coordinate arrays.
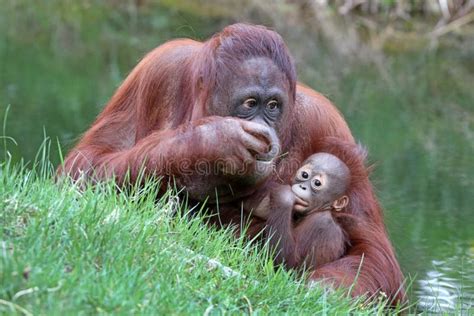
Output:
[[307, 53, 474, 312], [1, 2, 473, 312]]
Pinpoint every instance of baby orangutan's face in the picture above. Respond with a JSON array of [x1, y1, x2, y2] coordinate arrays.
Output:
[[291, 153, 350, 214]]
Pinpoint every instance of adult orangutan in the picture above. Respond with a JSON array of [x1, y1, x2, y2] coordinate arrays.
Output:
[[60, 23, 405, 304]]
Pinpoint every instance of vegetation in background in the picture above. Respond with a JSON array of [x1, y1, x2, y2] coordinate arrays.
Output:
[[1, 0, 473, 313]]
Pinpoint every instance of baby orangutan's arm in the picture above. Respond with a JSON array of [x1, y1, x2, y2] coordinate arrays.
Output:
[[266, 185, 347, 270], [266, 185, 299, 268]]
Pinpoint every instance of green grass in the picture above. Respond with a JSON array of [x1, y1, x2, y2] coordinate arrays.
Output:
[[0, 156, 399, 314]]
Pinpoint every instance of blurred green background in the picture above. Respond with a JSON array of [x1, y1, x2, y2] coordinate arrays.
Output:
[[1, 0, 473, 311]]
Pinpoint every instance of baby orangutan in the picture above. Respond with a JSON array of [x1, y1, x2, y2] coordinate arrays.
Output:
[[262, 153, 351, 270]]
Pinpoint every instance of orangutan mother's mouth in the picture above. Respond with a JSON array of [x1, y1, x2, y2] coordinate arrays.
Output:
[[256, 158, 274, 163]]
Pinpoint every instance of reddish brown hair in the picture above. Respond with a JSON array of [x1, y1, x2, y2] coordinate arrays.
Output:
[[311, 137, 406, 303], [313, 137, 382, 224], [192, 23, 297, 111]]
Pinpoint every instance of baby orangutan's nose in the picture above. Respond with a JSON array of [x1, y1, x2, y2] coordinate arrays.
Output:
[[299, 184, 307, 190]]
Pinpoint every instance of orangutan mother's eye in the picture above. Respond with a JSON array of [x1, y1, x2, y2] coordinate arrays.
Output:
[[243, 98, 257, 109], [267, 100, 279, 111]]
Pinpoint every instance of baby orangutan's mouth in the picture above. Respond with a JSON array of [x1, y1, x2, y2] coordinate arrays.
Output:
[[293, 196, 309, 213]]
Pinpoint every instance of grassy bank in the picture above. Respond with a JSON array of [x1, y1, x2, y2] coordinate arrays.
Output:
[[0, 159, 397, 314]]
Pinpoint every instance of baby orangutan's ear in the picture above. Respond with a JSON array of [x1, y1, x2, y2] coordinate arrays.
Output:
[[332, 196, 349, 211]]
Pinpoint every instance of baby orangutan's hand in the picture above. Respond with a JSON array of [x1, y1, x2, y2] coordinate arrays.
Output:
[[243, 184, 295, 220], [246, 194, 271, 219]]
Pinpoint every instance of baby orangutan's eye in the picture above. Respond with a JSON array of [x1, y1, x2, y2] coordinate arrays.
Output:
[[296, 166, 312, 181], [311, 176, 324, 190]]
